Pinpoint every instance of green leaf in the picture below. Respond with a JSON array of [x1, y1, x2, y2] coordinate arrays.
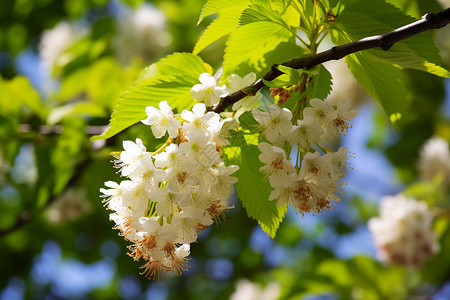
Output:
[[151, 52, 209, 80], [91, 53, 208, 141], [47, 102, 106, 125], [344, 52, 408, 124], [0, 76, 48, 120], [194, 6, 245, 54], [309, 65, 332, 100], [198, 0, 250, 24], [58, 58, 141, 109], [86, 58, 141, 109], [335, 0, 449, 77], [225, 39, 305, 81], [223, 21, 294, 78], [51, 118, 87, 194], [385, 0, 442, 19], [239, 3, 291, 28], [262, 65, 301, 87], [223, 129, 287, 238]]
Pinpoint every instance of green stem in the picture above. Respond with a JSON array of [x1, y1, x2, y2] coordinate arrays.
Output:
[[292, 73, 309, 122], [315, 143, 327, 154], [151, 138, 172, 156], [294, 32, 310, 48], [316, 29, 329, 47]]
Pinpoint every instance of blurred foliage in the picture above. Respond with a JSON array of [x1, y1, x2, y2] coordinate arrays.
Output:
[[0, 0, 450, 299]]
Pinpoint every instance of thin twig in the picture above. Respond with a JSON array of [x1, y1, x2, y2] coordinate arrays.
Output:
[[210, 7, 450, 114], [18, 124, 108, 135]]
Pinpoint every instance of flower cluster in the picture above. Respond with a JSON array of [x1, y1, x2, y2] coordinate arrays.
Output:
[[190, 70, 262, 117], [101, 102, 239, 279], [252, 98, 358, 215], [114, 4, 170, 64], [230, 279, 280, 300], [190, 68, 228, 107], [368, 194, 440, 267], [39, 21, 87, 71], [47, 188, 91, 223], [418, 136, 450, 183]]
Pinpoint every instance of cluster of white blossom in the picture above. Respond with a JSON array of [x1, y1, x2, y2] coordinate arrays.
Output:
[[114, 4, 171, 64], [101, 101, 239, 279], [418, 136, 450, 183], [190, 68, 229, 107], [190, 69, 262, 117], [39, 4, 170, 73], [230, 279, 280, 300], [39, 21, 87, 72], [252, 98, 358, 215], [368, 194, 440, 267], [47, 188, 91, 223]]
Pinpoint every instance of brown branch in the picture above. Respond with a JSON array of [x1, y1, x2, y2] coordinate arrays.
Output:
[[19, 124, 108, 135], [210, 7, 450, 114]]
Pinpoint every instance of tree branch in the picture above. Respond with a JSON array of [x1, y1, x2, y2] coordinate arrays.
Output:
[[210, 7, 450, 114]]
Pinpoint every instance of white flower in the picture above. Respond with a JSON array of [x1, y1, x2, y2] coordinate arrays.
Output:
[[212, 118, 238, 147], [299, 152, 331, 184], [326, 98, 358, 137], [326, 147, 349, 180], [229, 73, 262, 119], [172, 207, 212, 244], [368, 194, 440, 267], [228, 73, 257, 92], [190, 68, 228, 106], [258, 142, 295, 181], [100, 180, 133, 210], [268, 173, 297, 206], [180, 136, 219, 166], [141, 100, 181, 138], [230, 279, 280, 300], [252, 104, 293, 143], [154, 144, 195, 178], [128, 153, 166, 186], [119, 138, 147, 176], [418, 137, 450, 181], [303, 98, 336, 128], [181, 103, 221, 136], [47, 188, 91, 223], [211, 163, 239, 197], [39, 21, 85, 71], [114, 4, 170, 64], [288, 116, 323, 150]]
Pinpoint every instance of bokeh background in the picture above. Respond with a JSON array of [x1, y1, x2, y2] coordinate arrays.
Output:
[[1, 0, 450, 299]]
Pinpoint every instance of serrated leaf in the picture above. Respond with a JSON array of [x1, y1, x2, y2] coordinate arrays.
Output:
[[239, 4, 288, 27], [238, 111, 260, 131], [309, 65, 332, 100], [239, 2, 300, 29], [198, 0, 250, 24], [345, 51, 408, 122], [335, 0, 449, 77], [152, 52, 210, 80], [194, 6, 244, 54], [92, 53, 208, 141], [223, 131, 287, 238], [223, 21, 293, 78], [385, 0, 442, 19]]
